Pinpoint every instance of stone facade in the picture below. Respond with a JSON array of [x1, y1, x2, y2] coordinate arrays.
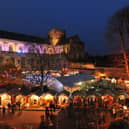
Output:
[[0, 29, 85, 71], [0, 38, 64, 54]]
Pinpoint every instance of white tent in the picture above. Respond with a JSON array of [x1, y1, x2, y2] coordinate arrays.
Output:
[[46, 77, 64, 93], [57, 73, 95, 87]]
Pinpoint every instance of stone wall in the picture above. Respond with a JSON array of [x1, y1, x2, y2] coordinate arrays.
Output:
[[0, 38, 64, 54]]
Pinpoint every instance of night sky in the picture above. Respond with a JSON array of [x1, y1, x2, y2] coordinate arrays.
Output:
[[0, 0, 129, 55]]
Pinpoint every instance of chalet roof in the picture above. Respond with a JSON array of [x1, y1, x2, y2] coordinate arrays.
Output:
[[56, 73, 95, 87], [0, 30, 47, 44], [0, 29, 85, 46]]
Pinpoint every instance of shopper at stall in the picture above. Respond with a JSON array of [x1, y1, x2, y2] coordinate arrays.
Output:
[[45, 107, 50, 120]]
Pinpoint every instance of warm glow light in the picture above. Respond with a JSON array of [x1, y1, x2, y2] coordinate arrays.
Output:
[[31, 95, 39, 100], [69, 63, 95, 69], [119, 95, 125, 100], [16, 94, 24, 102], [17, 50, 24, 54], [99, 73, 106, 77], [91, 79, 95, 82], [123, 106, 127, 110], [125, 80, 129, 84], [101, 96, 104, 99], [1, 93, 11, 100], [26, 103, 30, 108], [44, 94, 53, 100], [58, 94, 68, 104], [77, 82, 82, 85], [111, 78, 116, 83]]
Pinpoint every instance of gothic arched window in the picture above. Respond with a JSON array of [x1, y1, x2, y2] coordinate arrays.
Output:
[[35, 48, 40, 54], [28, 47, 34, 53]]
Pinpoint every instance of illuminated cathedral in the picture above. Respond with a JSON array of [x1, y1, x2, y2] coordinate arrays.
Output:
[[0, 28, 85, 71]]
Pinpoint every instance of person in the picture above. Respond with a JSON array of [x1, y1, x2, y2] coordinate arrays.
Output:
[[2, 106, 6, 116], [16, 101, 21, 110], [112, 108, 116, 118], [38, 115, 46, 129], [50, 101, 53, 115], [68, 100, 72, 118], [45, 107, 50, 120], [63, 99, 66, 104], [11, 104, 16, 114], [7, 103, 11, 111], [53, 103, 56, 112]]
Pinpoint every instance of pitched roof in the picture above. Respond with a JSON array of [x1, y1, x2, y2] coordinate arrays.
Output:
[[0, 30, 47, 43], [56, 73, 95, 87]]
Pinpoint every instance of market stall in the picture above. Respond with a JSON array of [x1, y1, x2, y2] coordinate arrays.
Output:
[[101, 94, 113, 108], [28, 94, 39, 107], [0, 93, 11, 107], [57, 73, 95, 93], [58, 94, 69, 107], [39, 93, 54, 107], [72, 95, 84, 106], [16, 94, 25, 105]]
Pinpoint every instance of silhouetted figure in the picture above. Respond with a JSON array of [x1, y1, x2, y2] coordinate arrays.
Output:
[[68, 101, 72, 118], [45, 107, 50, 120], [7, 103, 11, 111], [11, 104, 15, 114], [38, 115, 46, 129], [16, 101, 21, 110], [53, 104, 56, 112], [112, 108, 116, 118], [63, 99, 66, 104], [50, 101, 54, 115], [2, 106, 6, 117]]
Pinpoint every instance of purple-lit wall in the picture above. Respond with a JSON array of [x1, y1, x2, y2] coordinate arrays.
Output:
[[0, 38, 64, 54]]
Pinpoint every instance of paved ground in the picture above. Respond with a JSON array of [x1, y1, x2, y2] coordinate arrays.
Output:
[[56, 104, 127, 129], [57, 107, 113, 129], [0, 109, 60, 129], [0, 105, 127, 129]]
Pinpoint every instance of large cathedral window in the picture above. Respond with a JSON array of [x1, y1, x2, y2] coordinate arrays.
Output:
[[28, 47, 34, 53], [35, 48, 40, 54]]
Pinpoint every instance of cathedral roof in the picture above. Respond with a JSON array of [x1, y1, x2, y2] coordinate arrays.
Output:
[[0, 30, 47, 43]]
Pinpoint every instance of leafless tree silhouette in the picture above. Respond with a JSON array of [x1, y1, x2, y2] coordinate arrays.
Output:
[[106, 6, 129, 77]]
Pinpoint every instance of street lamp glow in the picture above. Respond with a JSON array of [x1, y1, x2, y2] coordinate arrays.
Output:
[[123, 106, 127, 110], [77, 82, 82, 85]]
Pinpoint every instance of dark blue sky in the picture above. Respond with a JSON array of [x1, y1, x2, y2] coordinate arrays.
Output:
[[0, 0, 129, 55]]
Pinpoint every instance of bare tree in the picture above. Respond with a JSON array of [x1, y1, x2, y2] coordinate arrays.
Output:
[[106, 6, 129, 77], [34, 51, 49, 92]]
